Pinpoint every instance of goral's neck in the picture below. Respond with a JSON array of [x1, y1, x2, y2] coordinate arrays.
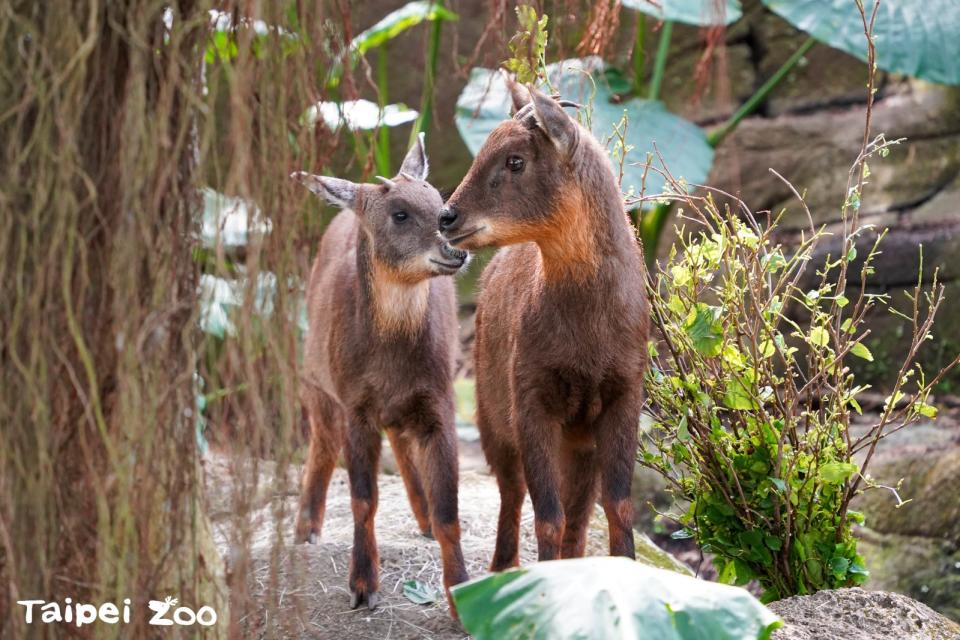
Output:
[[534, 185, 599, 283], [357, 233, 429, 337]]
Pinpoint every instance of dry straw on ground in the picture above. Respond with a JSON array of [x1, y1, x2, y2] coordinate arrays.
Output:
[[203, 446, 687, 640]]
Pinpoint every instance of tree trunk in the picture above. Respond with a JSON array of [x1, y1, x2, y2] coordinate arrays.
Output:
[[1, 2, 224, 637]]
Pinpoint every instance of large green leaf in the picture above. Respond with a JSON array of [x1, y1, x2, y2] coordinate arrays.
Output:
[[452, 557, 781, 640], [302, 99, 418, 131], [622, 0, 742, 26], [402, 579, 440, 605], [326, 2, 458, 87], [684, 303, 723, 356], [455, 58, 714, 209], [351, 1, 457, 55], [819, 461, 858, 485], [198, 272, 280, 338], [201, 188, 272, 250], [204, 10, 299, 63], [763, 0, 960, 85]]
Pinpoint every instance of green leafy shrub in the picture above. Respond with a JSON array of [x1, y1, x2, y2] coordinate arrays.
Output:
[[503, 5, 549, 84], [451, 557, 781, 640], [640, 168, 958, 600]]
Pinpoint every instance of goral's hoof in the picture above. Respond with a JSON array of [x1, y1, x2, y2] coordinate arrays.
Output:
[[294, 524, 318, 545], [294, 514, 320, 544], [350, 589, 381, 611]]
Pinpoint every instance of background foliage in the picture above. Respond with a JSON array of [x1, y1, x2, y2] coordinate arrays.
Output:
[[1, 1, 337, 636]]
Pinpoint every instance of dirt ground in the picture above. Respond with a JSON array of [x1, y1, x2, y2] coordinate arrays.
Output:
[[202, 444, 642, 640]]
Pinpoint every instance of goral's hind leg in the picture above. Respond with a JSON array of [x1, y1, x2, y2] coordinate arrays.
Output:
[[596, 393, 641, 559], [476, 354, 526, 572], [485, 439, 526, 571], [295, 385, 345, 543], [413, 401, 469, 616], [559, 434, 598, 559]]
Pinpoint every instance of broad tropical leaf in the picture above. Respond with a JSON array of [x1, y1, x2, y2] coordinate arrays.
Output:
[[302, 99, 418, 131], [764, 0, 960, 85], [351, 1, 457, 55], [325, 2, 458, 86], [622, 0, 742, 26], [198, 272, 277, 338], [454, 58, 714, 208], [201, 188, 272, 249], [451, 556, 782, 640], [204, 9, 299, 63], [819, 461, 858, 484], [402, 580, 440, 605]]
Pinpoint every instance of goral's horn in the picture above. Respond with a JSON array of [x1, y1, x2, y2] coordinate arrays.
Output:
[[514, 99, 580, 124], [514, 103, 534, 121], [398, 171, 416, 182], [375, 175, 396, 189]]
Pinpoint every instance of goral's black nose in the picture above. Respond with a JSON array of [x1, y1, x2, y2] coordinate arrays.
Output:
[[438, 206, 459, 231]]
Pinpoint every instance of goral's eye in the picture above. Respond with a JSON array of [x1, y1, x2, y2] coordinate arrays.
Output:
[[506, 155, 525, 172], [392, 211, 408, 223]]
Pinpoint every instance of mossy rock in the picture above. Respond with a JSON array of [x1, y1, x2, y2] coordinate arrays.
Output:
[[853, 449, 960, 545], [709, 84, 960, 232], [636, 530, 694, 575], [856, 527, 960, 622], [585, 509, 693, 576], [631, 462, 674, 531], [787, 230, 960, 390], [847, 288, 960, 393]]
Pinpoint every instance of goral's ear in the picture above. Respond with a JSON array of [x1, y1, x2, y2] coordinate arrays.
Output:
[[291, 172, 358, 208], [505, 72, 531, 115], [528, 85, 577, 155], [398, 132, 429, 181]]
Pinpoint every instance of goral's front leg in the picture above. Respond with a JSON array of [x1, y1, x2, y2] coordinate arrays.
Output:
[[345, 417, 383, 610]]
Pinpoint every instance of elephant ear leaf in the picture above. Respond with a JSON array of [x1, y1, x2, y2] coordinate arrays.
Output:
[[351, 1, 457, 55], [763, 0, 960, 85], [452, 557, 782, 640], [622, 0, 742, 26]]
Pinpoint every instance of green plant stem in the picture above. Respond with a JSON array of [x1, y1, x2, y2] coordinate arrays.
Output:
[[203, 382, 251, 405], [648, 20, 673, 101], [411, 0, 444, 146], [351, 130, 370, 170], [707, 36, 816, 147], [633, 13, 646, 93], [639, 202, 672, 266], [375, 44, 391, 176]]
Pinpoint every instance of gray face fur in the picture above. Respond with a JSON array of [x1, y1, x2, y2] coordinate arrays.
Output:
[[293, 134, 467, 279]]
